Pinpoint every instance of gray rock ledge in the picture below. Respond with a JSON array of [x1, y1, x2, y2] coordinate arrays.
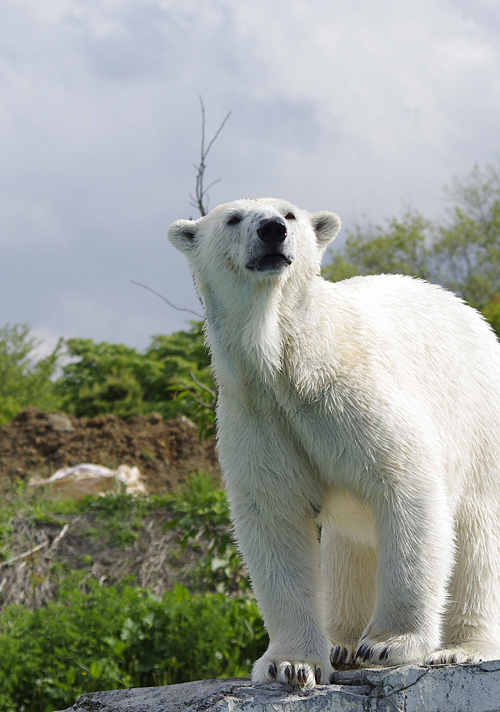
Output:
[[62, 661, 500, 712]]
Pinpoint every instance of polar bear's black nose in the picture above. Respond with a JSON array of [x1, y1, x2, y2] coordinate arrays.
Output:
[[257, 218, 287, 245]]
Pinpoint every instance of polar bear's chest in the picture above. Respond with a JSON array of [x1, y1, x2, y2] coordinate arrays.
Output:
[[270, 374, 377, 488]]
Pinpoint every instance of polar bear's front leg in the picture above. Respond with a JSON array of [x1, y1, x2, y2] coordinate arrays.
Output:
[[218, 404, 334, 687], [354, 479, 455, 667], [228, 483, 333, 687]]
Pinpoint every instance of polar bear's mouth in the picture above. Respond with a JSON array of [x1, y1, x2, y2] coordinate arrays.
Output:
[[246, 254, 293, 271]]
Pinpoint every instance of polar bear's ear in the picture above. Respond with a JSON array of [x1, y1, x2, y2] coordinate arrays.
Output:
[[167, 219, 199, 254], [310, 211, 342, 247]]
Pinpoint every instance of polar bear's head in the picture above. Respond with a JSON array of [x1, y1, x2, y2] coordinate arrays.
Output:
[[168, 198, 341, 293]]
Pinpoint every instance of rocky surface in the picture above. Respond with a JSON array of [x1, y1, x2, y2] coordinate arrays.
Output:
[[62, 662, 500, 712]]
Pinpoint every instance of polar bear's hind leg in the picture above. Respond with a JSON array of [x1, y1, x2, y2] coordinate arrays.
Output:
[[432, 501, 500, 664], [321, 527, 376, 668]]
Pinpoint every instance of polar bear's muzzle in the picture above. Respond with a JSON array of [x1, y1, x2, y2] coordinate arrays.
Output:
[[245, 217, 293, 272]]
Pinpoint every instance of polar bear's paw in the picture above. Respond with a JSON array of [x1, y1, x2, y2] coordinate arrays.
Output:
[[252, 654, 331, 688], [426, 646, 487, 665], [354, 632, 426, 667], [330, 642, 357, 668]]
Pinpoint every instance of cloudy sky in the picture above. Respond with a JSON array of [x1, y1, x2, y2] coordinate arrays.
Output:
[[1, 0, 500, 353]]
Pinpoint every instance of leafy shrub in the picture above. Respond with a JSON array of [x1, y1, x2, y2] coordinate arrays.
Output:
[[79, 492, 142, 546], [0, 577, 267, 712], [119, 583, 266, 687], [0, 577, 134, 711], [161, 473, 250, 594]]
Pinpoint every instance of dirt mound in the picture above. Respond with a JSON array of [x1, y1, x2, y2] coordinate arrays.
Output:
[[0, 408, 220, 494]]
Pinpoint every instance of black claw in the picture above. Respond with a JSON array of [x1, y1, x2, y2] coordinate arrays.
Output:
[[297, 667, 306, 686], [363, 647, 371, 662], [315, 667, 322, 684], [284, 664, 294, 683], [330, 647, 339, 664], [356, 644, 366, 659], [379, 647, 389, 660], [268, 663, 277, 679]]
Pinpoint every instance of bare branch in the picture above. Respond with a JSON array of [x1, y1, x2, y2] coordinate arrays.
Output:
[[189, 369, 216, 399], [48, 522, 70, 551], [0, 540, 49, 568], [189, 96, 232, 217], [192, 396, 216, 410], [132, 99, 230, 319], [131, 281, 204, 319]]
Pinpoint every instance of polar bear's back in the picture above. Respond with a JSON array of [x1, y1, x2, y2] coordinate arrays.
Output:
[[325, 273, 500, 370]]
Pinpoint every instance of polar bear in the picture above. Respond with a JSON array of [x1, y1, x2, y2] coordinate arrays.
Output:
[[168, 198, 500, 688]]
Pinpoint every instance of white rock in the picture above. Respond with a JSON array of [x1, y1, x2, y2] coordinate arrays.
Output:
[[61, 662, 500, 712]]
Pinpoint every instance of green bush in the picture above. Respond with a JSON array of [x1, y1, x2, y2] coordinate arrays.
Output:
[[75, 473, 250, 593], [0, 577, 134, 711], [154, 473, 248, 594], [0, 577, 267, 712], [119, 583, 266, 687]]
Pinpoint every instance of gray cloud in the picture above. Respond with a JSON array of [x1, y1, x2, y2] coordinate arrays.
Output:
[[1, 0, 499, 350]]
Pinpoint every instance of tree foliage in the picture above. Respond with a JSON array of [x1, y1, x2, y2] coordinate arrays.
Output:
[[145, 323, 215, 434], [324, 162, 500, 328], [57, 322, 215, 433], [0, 321, 215, 432], [435, 163, 500, 309], [0, 324, 62, 424], [59, 339, 162, 419], [324, 210, 433, 283]]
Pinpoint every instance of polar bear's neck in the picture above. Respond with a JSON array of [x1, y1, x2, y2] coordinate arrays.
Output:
[[203, 277, 300, 383], [240, 288, 285, 372]]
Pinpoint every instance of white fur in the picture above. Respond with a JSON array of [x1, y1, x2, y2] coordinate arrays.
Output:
[[168, 198, 500, 688]]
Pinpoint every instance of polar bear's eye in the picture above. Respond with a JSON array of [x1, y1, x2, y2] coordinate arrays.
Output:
[[227, 214, 243, 226], [285, 212, 296, 221]]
